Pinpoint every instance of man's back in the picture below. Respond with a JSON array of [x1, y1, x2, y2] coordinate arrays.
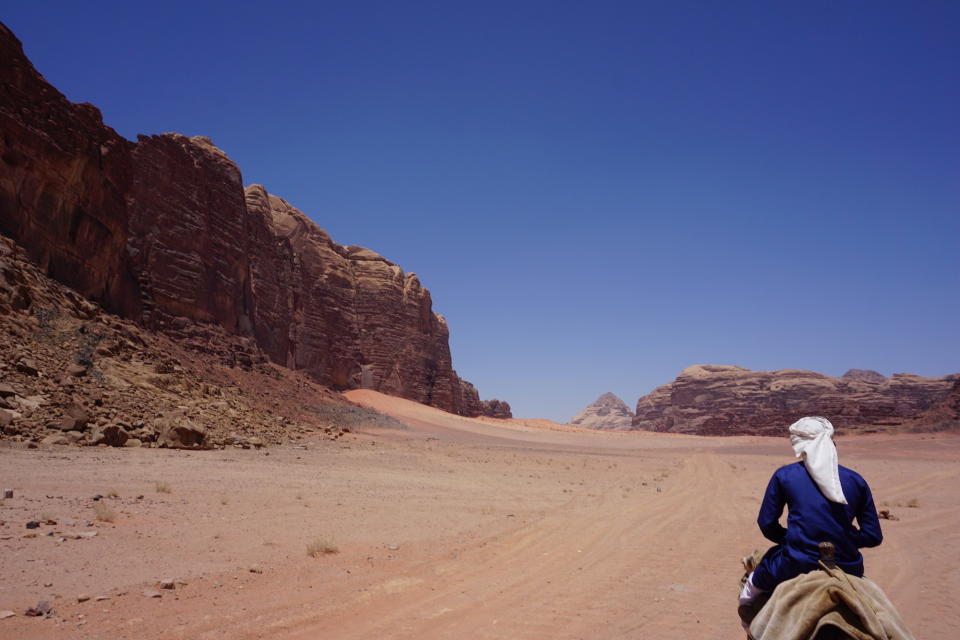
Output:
[[758, 461, 883, 575]]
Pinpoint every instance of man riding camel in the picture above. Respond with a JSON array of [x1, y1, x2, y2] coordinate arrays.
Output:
[[739, 416, 884, 612]]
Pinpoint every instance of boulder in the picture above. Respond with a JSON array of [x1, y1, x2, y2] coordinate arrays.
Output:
[[90, 424, 129, 447], [58, 402, 91, 431], [66, 364, 87, 378], [156, 416, 206, 448]]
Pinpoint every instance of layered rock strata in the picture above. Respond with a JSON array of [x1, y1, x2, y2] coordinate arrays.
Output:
[[633, 365, 959, 435], [0, 23, 483, 415], [568, 392, 635, 430]]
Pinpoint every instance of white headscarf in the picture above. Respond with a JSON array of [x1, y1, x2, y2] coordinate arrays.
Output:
[[789, 416, 847, 504]]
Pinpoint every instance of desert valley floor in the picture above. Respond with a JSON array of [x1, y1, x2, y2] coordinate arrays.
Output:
[[1, 390, 957, 640]]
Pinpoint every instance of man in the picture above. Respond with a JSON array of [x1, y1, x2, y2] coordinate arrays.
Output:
[[739, 416, 883, 611]]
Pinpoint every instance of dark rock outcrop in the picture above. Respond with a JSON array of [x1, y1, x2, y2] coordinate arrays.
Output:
[[633, 365, 959, 435], [568, 392, 634, 430], [480, 399, 513, 419], [0, 23, 485, 415]]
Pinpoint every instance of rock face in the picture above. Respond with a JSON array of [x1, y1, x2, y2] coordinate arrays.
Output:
[[568, 392, 635, 430], [633, 365, 959, 435], [243, 187, 480, 415], [480, 399, 513, 419], [0, 23, 484, 415]]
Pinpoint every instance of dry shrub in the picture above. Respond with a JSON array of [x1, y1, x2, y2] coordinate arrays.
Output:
[[306, 538, 339, 557], [155, 481, 172, 494], [93, 501, 117, 522]]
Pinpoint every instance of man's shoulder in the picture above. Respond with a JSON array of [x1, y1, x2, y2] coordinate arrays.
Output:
[[773, 461, 805, 477]]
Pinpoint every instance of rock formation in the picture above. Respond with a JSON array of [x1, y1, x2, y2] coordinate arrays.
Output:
[[0, 22, 485, 416], [0, 232, 351, 447], [568, 392, 635, 430], [480, 399, 513, 419], [633, 365, 959, 435]]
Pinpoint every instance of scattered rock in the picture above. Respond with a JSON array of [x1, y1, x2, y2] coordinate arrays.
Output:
[[0, 410, 13, 429], [94, 595, 110, 602], [41, 433, 71, 446], [26, 520, 40, 529], [58, 403, 91, 431], [24, 600, 52, 617], [249, 567, 263, 574], [16, 358, 39, 376], [66, 364, 87, 378], [387, 544, 400, 551], [159, 578, 175, 590], [77, 594, 90, 603], [247, 436, 264, 449], [142, 589, 162, 598], [879, 509, 899, 521], [90, 424, 129, 447], [0, 610, 16, 619], [2, 488, 12, 499], [124, 438, 142, 448]]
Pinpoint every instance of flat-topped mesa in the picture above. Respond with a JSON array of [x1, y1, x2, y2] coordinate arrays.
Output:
[[633, 365, 959, 435], [0, 22, 485, 416], [569, 392, 635, 430]]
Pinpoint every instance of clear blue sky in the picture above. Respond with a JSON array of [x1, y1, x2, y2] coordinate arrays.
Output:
[[6, 2, 958, 422]]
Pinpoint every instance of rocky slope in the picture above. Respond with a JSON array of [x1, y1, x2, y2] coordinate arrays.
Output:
[[0, 22, 489, 416], [568, 392, 634, 430], [0, 232, 367, 447], [633, 365, 959, 435]]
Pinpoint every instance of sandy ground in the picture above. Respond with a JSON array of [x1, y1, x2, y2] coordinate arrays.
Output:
[[1, 391, 957, 639]]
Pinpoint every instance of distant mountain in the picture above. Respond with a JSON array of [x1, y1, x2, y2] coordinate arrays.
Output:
[[568, 393, 635, 430], [632, 365, 959, 435]]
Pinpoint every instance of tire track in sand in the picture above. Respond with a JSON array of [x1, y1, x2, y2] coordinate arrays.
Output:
[[253, 450, 753, 640]]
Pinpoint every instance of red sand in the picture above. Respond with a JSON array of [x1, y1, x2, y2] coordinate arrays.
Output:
[[1, 390, 956, 639]]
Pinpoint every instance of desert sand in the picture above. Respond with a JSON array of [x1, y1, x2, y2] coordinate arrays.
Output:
[[1, 390, 957, 639]]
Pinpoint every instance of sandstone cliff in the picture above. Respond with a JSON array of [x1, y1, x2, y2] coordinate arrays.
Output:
[[633, 365, 959, 435], [568, 392, 635, 430], [0, 23, 484, 415]]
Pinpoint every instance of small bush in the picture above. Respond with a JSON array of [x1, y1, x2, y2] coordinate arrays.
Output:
[[106, 490, 119, 498], [906, 497, 920, 508], [306, 538, 339, 557], [93, 501, 117, 522], [155, 481, 172, 494]]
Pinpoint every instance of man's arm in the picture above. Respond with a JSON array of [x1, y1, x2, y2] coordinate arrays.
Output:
[[853, 480, 883, 548], [757, 471, 788, 544]]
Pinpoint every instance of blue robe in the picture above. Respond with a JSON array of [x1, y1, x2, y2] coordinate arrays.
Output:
[[751, 461, 883, 591]]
